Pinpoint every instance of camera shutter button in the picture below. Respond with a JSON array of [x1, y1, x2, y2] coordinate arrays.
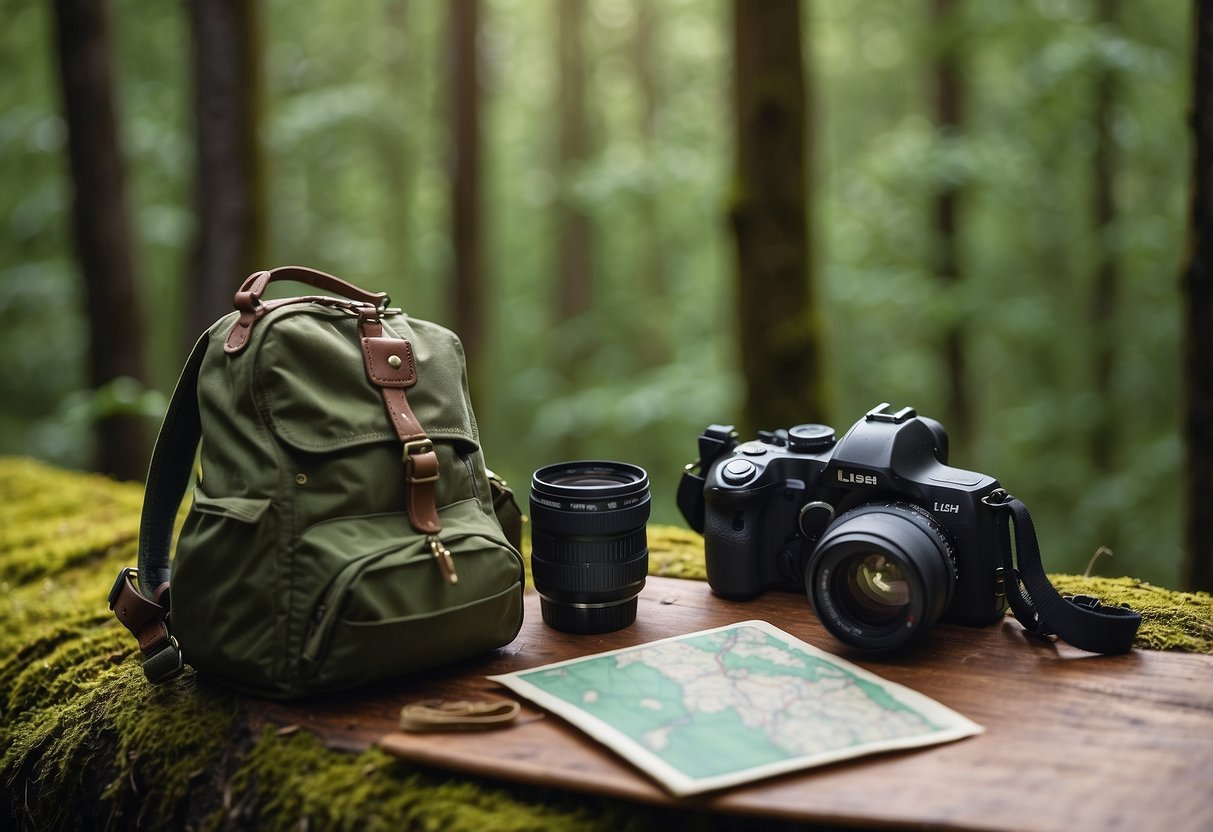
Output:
[[721, 459, 757, 485]]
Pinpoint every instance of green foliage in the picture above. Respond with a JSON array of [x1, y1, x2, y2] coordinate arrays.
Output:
[[814, 0, 1188, 585], [0, 0, 1193, 588]]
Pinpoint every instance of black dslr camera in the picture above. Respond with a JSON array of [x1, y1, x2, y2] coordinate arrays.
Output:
[[678, 403, 1009, 651]]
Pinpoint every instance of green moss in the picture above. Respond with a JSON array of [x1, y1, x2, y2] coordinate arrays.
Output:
[[0, 458, 143, 586], [221, 729, 785, 832], [649, 524, 712, 580], [1045, 575, 1213, 653], [0, 457, 238, 830], [3, 651, 239, 830], [2, 456, 1210, 830], [221, 730, 616, 832]]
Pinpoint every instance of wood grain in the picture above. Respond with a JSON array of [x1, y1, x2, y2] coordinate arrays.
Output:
[[250, 577, 1213, 832]]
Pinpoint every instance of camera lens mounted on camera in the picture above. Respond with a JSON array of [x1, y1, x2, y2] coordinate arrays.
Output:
[[806, 502, 957, 652]]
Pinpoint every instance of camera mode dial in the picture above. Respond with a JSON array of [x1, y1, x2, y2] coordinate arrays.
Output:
[[787, 424, 836, 453]]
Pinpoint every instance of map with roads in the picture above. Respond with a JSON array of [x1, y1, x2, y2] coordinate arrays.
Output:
[[490, 620, 982, 795]]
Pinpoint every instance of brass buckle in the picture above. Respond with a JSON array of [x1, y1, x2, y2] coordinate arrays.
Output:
[[404, 439, 440, 483]]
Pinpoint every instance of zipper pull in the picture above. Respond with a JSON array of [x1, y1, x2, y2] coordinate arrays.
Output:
[[428, 535, 458, 584]]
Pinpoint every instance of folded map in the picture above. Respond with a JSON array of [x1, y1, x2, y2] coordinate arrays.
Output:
[[488, 619, 983, 796]]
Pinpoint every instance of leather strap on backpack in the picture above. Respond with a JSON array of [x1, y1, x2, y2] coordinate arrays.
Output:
[[357, 307, 456, 583]]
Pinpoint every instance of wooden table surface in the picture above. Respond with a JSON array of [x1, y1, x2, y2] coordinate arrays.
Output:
[[252, 576, 1213, 832]]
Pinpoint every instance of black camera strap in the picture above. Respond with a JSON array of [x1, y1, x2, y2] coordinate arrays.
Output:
[[984, 489, 1141, 654]]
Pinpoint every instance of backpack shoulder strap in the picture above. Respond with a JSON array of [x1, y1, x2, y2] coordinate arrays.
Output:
[[108, 331, 209, 683]]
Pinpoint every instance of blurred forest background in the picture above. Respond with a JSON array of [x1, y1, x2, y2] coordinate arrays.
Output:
[[1, 0, 1206, 589]]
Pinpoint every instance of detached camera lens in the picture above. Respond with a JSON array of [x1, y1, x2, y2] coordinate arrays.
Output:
[[529, 461, 650, 634], [806, 503, 955, 651]]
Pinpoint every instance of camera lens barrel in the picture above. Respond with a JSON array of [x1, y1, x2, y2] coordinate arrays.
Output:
[[806, 502, 956, 651], [529, 461, 651, 634]]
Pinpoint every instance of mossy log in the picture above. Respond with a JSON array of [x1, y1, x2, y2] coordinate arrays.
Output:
[[2, 458, 1210, 830]]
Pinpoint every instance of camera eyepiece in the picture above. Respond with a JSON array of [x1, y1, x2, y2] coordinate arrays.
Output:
[[806, 502, 956, 651], [529, 461, 650, 634]]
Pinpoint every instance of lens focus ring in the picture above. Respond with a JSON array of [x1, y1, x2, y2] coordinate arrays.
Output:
[[530, 527, 649, 565], [527, 497, 651, 538], [531, 551, 649, 595]]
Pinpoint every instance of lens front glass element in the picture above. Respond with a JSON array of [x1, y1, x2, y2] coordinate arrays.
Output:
[[841, 552, 911, 626], [546, 470, 635, 488]]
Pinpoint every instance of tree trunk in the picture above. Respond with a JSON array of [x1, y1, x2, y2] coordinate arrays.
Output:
[[931, 0, 970, 450], [1181, 0, 1213, 592], [633, 0, 668, 365], [449, 0, 485, 404], [52, 0, 149, 482], [730, 0, 825, 433], [187, 0, 266, 345], [556, 0, 593, 324]]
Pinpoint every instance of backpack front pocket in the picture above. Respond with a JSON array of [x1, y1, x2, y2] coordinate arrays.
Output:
[[293, 499, 523, 693], [174, 489, 280, 690]]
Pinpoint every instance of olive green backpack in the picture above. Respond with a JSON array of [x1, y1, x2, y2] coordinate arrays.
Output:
[[109, 266, 525, 699]]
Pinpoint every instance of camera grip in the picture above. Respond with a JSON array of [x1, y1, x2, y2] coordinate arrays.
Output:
[[703, 505, 769, 600]]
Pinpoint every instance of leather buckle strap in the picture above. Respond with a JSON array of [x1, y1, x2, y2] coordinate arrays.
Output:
[[358, 313, 444, 542], [404, 440, 440, 484], [108, 567, 183, 684], [404, 441, 443, 537]]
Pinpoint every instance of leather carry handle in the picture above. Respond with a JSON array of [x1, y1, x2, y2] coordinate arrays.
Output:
[[226, 266, 390, 354], [234, 265, 389, 312]]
